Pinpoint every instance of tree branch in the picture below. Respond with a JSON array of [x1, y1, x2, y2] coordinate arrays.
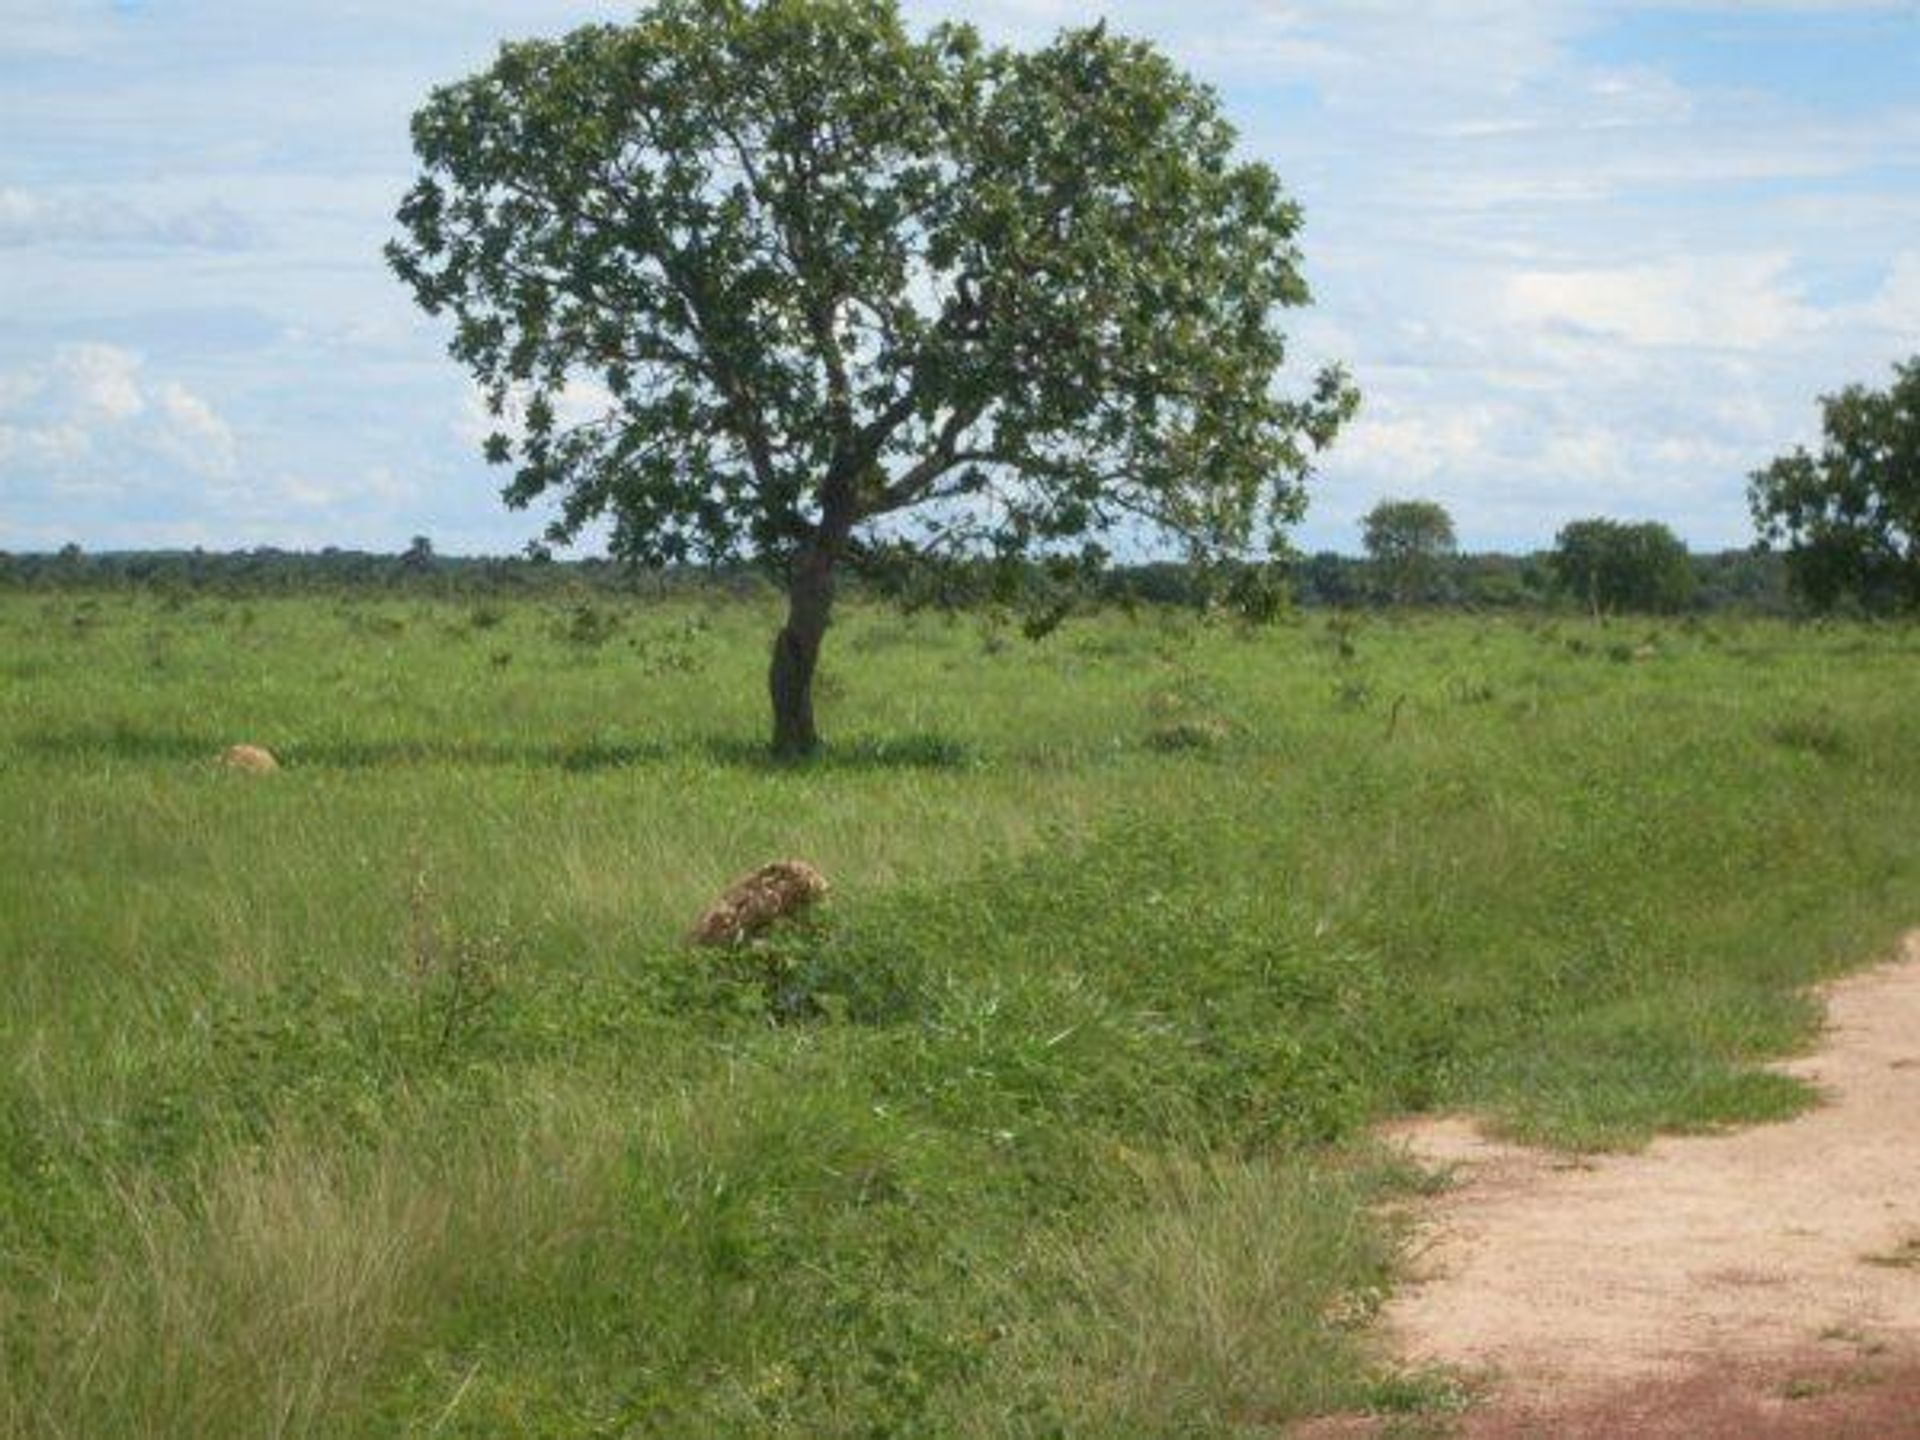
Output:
[[866, 404, 989, 516]]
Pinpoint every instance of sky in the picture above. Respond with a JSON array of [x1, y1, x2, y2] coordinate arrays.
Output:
[[1, 0, 1915, 557]]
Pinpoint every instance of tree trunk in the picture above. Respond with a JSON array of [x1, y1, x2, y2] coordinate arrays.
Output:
[[769, 536, 840, 758]]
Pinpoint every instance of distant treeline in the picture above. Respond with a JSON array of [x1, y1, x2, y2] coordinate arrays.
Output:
[[1133, 548, 1791, 615], [0, 542, 763, 600], [0, 541, 1791, 615]]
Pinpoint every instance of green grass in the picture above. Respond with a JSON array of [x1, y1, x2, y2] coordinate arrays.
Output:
[[2, 591, 1917, 1435]]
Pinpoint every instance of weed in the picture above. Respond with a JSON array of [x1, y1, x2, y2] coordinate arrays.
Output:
[[555, 602, 619, 647], [1146, 717, 1232, 752], [1770, 713, 1850, 759], [1448, 675, 1496, 705], [1335, 676, 1373, 709], [1327, 614, 1361, 660], [350, 610, 406, 637], [407, 861, 507, 1055], [1819, 1324, 1890, 1356], [1860, 1237, 1920, 1269], [631, 615, 710, 674]]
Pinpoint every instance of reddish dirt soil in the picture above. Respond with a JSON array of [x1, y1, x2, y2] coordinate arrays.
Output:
[[1305, 932, 1920, 1437]]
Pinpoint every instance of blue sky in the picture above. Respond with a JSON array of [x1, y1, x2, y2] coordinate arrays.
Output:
[[1, 0, 1915, 556]]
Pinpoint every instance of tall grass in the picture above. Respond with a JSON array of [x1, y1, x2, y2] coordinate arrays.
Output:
[[1, 593, 1916, 1433], [966, 1151, 1407, 1436]]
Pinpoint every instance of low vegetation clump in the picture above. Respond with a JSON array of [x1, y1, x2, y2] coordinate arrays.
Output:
[[1, 591, 1916, 1435]]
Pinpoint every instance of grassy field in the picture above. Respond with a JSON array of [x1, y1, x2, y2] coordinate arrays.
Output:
[[2, 588, 1917, 1436]]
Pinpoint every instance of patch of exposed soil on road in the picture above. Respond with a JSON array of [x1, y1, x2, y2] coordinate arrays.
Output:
[[1435, 1358, 1920, 1438], [1318, 933, 1920, 1437]]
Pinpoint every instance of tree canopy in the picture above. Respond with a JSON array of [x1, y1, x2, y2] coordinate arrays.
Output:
[[1360, 498, 1456, 604], [1550, 518, 1694, 615], [388, 0, 1355, 752], [1749, 356, 1919, 615]]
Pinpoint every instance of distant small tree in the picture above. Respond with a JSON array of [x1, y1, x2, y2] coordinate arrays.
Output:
[[1748, 356, 1919, 615], [1361, 498, 1456, 604], [1551, 518, 1694, 615]]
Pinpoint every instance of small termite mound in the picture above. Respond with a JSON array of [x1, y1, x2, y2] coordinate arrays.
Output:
[[219, 743, 280, 774], [692, 860, 829, 947]]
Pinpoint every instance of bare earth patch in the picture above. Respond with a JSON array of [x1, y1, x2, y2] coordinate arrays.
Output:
[[1322, 933, 1920, 1437]]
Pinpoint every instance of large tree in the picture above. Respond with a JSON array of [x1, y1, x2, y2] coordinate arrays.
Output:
[[388, 0, 1355, 755], [1360, 498, 1456, 605], [1749, 356, 1919, 615]]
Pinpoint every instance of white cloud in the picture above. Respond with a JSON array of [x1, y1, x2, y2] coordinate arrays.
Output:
[[1538, 428, 1629, 483], [0, 367, 47, 412], [275, 474, 341, 509], [0, 0, 116, 58], [359, 464, 418, 501], [0, 187, 258, 249], [37, 423, 94, 464], [154, 381, 238, 476], [1648, 434, 1747, 472], [1336, 403, 1501, 484], [1579, 66, 1694, 130], [0, 344, 241, 488], [62, 343, 147, 421], [155, 381, 228, 444], [1503, 254, 1815, 350], [1864, 251, 1920, 334], [0, 419, 91, 468]]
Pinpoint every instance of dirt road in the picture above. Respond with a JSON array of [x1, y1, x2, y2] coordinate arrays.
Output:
[[1332, 933, 1920, 1437]]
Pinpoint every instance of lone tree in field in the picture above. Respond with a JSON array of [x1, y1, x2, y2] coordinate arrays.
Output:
[[1749, 356, 1919, 615], [1360, 498, 1456, 605], [388, 0, 1355, 755], [1550, 518, 1694, 615]]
